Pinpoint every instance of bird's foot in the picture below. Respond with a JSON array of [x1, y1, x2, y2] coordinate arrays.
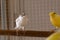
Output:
[[21, 27, 25, 31], [50, 29, 57, 32]]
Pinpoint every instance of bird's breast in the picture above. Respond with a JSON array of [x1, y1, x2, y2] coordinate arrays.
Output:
[[50, 17, 60, 27]]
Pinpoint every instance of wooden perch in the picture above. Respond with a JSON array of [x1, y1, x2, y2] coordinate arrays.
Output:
[[0, 30, 54, 37]]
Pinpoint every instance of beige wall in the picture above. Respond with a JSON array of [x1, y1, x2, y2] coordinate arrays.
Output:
[[8, 0, 20, 29]]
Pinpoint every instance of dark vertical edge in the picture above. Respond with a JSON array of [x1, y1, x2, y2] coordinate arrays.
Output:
[[6, 0, 10, 40], [6, 0, 9, 30], [13, 1, 16, 28], [0, 0, 1, 29]]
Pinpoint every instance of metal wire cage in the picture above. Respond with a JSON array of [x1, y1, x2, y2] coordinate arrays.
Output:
[[0, 0, 60, 40]]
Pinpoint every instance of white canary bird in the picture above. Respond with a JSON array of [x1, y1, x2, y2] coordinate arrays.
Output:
[[15, 13, 28, 30]]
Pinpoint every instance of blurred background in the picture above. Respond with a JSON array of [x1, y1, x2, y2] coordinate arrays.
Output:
[[0, 0, 60, 40]]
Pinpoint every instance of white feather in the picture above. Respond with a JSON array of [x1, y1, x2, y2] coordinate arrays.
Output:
[[15, 15, 28, 30]]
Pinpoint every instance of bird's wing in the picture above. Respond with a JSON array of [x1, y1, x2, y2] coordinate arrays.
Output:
[[55, 15, 60, 23], [21, 16, 28, 26]]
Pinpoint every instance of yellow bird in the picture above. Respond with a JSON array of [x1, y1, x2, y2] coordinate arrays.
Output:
[[49, 12, 60, 29], [46, 32, 60, 40]]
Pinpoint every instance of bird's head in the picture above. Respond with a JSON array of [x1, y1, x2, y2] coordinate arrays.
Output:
[[49, 12, 56, 16], [21, 12, 25, 16]]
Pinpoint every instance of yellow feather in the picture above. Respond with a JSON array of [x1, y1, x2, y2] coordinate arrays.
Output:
[[46, 32, 60, 40]]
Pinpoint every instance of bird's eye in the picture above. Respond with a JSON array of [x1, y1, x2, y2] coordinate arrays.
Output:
[[54, 13, 56, 14]]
